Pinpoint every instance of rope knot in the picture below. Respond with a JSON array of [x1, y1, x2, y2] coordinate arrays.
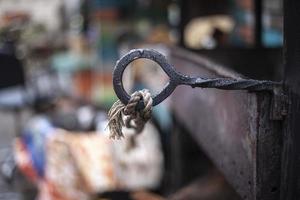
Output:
[[108, 89, 153, 139]]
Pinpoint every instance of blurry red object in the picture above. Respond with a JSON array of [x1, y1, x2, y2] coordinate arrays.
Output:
[[14, 138, 39, 184]]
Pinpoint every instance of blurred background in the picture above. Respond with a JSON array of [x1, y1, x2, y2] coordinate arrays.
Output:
[[0, 0, 283, 200]]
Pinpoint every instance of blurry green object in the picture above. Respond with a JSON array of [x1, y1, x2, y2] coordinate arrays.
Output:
[[52, 52, 96, 73], [93, 0, 131, 9], [93, 87, 118, 108], [97, 23, 118, 67]]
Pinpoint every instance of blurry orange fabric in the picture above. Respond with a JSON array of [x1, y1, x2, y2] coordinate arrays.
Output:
[[73, 70, 93, 100]]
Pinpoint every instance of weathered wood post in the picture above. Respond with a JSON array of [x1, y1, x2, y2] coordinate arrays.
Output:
[[281, 0, 300, 199]]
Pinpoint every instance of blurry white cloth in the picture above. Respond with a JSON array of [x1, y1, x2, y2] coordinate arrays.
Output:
[[35, 121, 163, 200], [111, 122, 164, 190]]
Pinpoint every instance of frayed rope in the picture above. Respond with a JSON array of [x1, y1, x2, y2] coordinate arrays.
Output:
[[107, 89, 153, 139]]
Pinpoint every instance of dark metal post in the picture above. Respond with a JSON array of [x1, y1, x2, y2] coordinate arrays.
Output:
[[281, 0, 300, 199], [254, 0, 262, 47], [178, 0, 187, 47]]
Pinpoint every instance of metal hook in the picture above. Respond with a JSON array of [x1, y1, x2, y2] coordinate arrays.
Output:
[[113, 49, 281, 108], [113, 49, 181, 107]]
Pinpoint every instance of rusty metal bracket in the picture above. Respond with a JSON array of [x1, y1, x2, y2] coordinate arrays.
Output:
[[113, 49, 286, 119]]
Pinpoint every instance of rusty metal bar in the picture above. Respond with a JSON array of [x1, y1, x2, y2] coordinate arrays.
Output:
[[179, 77, 279, 91], [113, 49, 282, 108]]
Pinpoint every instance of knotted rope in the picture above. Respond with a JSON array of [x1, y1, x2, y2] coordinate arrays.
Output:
[[107, 89, 153, 139]]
